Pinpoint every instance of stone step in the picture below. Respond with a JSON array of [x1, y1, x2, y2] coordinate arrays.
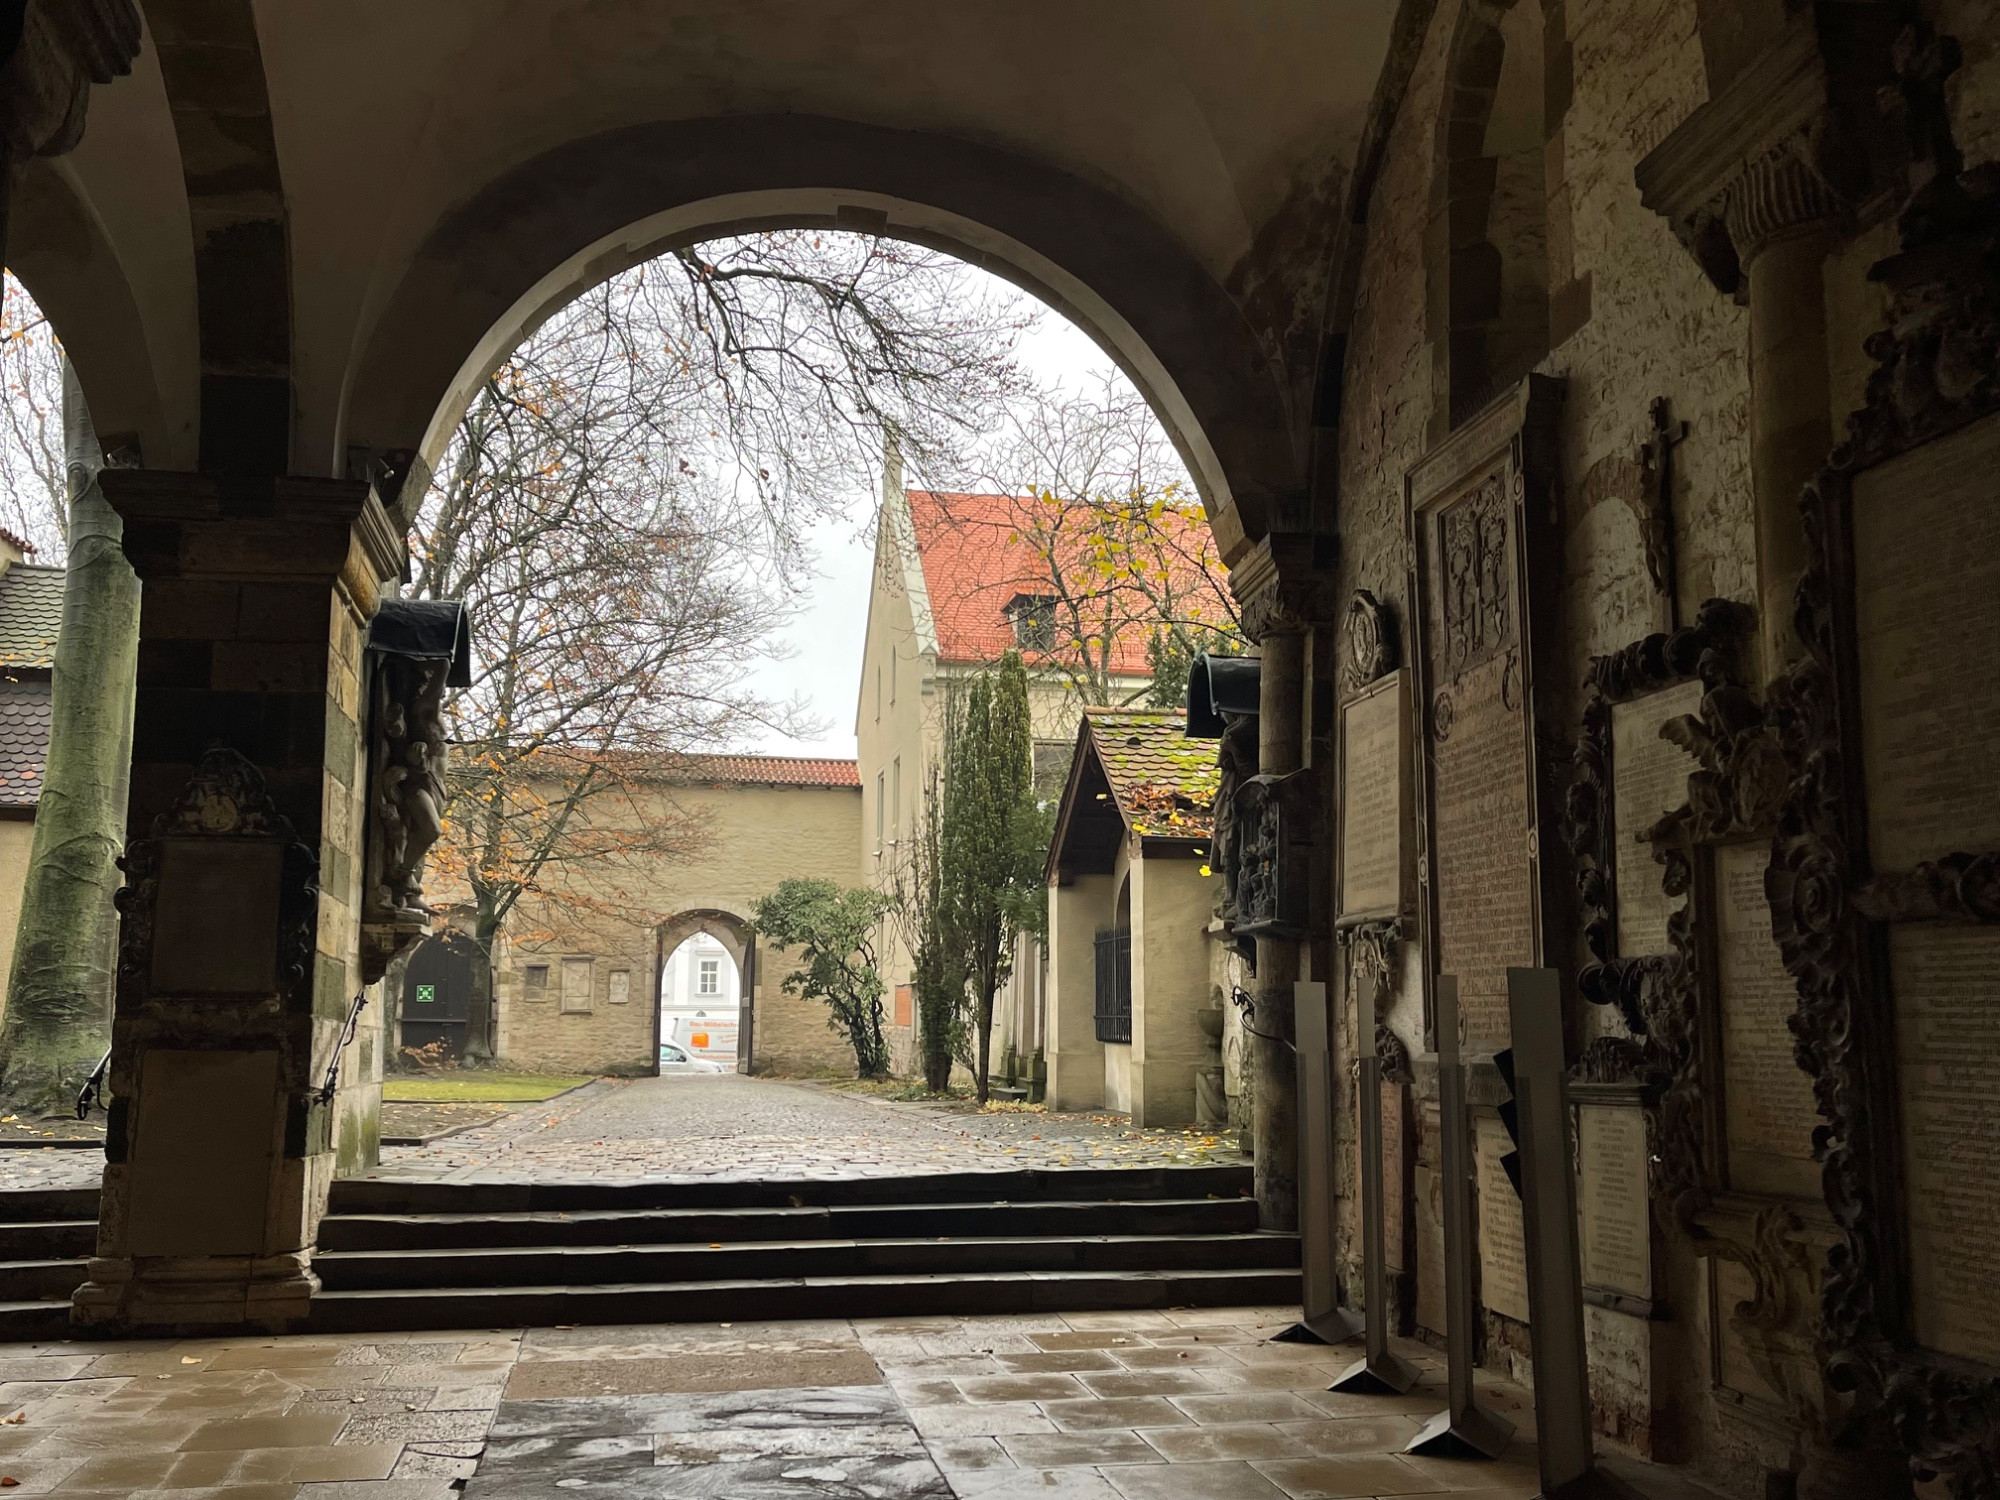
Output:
[[0, 1257, 90, 1302], [307, 1265, 1304, 1333], [319, 1196, 1259, 1251], [0, 1189, 100, 1223], [326, 1164, 1252, 1217], [313, 1231, 1299, 1292], [0, 1220, 96, 1260], [0, 1297, 75, 1340]]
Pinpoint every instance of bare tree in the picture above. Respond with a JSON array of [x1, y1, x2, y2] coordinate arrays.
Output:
[[412, 234, 1033, 1058], [0, 274, 67, 558]]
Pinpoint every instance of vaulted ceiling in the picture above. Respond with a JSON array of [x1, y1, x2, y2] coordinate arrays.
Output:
[[19, 1, 1410, 556]]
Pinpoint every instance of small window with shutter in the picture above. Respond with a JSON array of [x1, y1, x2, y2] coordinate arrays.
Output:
[[560, 957, 594, 1014]]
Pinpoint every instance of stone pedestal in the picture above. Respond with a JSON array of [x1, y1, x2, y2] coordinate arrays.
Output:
[[72, 472, 400, 1333]]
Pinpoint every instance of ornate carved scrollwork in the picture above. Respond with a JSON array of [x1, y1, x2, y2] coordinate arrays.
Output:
[[1233, 769, 1318, 940], [114, 745, 320, 1013], [1340, 589, 1397, 694], [1563, 596, 1763, 1233], [1762, 38, 2000, 1493]]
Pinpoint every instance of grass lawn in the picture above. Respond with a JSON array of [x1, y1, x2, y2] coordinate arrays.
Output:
[[382, 1072, 591, 1103]]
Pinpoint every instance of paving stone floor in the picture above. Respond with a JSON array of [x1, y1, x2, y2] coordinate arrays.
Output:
[[0, 1075, 1242, 1194], [0, 1306, 1552, 1498], [360, 1075, 1244, 1184]]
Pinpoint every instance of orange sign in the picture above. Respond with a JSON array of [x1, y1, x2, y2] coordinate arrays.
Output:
[[691, 1032, 709, 1049]]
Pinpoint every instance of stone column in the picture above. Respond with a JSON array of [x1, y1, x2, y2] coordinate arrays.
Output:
[[72, 472, 401, 1333], [1252, 627, 1304, 1229], [1230, 535, 1333, 1233], [1725, 151, 1839, 682]]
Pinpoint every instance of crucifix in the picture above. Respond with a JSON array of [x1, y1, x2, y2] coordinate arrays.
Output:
[[1637, 397, 1688, 630]]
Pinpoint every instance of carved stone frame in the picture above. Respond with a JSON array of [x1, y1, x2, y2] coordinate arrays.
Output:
[[1561, 596, 1772, 1232], [1766, 192, 2000, 1495], [1404, 373, 1568, 1050]]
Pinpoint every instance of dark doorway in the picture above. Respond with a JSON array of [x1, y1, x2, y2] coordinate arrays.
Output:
[[400, 934, 477, 1059]]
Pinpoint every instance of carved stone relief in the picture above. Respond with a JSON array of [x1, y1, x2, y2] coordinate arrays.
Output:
[[1763, 62, 2000, 1493]]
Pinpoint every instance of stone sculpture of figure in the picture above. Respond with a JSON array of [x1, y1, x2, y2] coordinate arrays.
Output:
[[369, 657, 450, 922], [1212, 710, 1258, 923]]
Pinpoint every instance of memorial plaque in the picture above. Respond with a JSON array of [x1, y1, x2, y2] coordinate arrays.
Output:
[[128, 1048, 278, 1257], [1476, 1113, 1530, 1323], [1892, 924, 2000, 1366], [1340, 673, 1408, 919], [1434, 652, 1535, 1047], [1852, 411, 2000, 871], [1712, 1257, 1783, 1406], [1420, 472, 1537, 1049], [1714, 842, 1820, 1200], [1577, 1102, 1651, 1299], [1610, 679, 1703, 957], [151, 838, 284, 994], [1382, 1080, 1406, 1273]]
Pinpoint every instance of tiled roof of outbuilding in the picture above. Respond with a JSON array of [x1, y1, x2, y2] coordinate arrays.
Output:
[[0, 565, 63, 669], [1082, 708, 1218, 840], [680, 755, 861, 789], [0, 677, 51, 810]]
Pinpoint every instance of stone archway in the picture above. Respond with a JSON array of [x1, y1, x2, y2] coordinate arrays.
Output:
[[653, 908, 753, 1074], [338, 114, 1303, 561]]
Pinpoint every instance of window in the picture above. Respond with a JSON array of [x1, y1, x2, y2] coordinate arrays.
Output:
[[523, 964, 549, 998], [875, 772, 886, 854], [1092, 929, 1132, 1044], [560, 957, 594, 1014], [891, 756, 901, 842], [888, 648, 896, 705], [608, 970, 631, 1005], [1006, 595, 1057, 651], [875, 664, 882, 721], [698, 958, 720, 996]]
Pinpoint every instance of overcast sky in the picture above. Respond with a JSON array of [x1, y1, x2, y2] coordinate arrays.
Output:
[[740, 296, 1143, 761]]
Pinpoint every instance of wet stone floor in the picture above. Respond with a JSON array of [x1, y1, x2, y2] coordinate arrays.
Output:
[[0, 1305, 1548, 1498]]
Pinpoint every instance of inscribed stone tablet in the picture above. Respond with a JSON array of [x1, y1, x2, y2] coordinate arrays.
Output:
[[1340, 674, 1407, 919], [1611, 679, 1703, 957], [1434, 652, 1534, 1048], [1714, 842, 1820, 1199], [1852, 411, 2000, 870], [150, 838, 284, 994], [1476, 1113, 1530, 1323], [1577, 1103, 1651, 1299], [127, 1048, 278, 1257], [1382, 1081, 1406, 1273], [1713, 1257, 1784, 1406], [1893, 924, 2000, 1366]]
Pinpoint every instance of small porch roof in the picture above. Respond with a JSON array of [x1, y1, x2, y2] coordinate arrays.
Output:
[[1046, 708, 1219, 884]]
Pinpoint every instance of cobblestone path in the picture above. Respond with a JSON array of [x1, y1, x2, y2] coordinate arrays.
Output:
[[0, 1075, 1243, 1191], [362, 1074, 1243, 1184]]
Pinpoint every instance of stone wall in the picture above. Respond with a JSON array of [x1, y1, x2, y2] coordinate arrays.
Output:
[[488, 779, 863, 1078], [1327, 0, 2000, 1493]]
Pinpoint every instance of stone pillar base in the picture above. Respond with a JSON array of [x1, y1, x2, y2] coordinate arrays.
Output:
[[71, 1251, 318, 1335]]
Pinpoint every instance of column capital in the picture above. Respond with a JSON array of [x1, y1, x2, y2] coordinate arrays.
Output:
[[1635, 4, 1908, 295], [1229, 532, 1338, 644]]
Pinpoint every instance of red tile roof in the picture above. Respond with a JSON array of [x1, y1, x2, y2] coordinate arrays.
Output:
[[0, 677, 49, 810], [678, 755, 860, 789], [1082, 708, 1219, 840], [906, 490, 1222, 672]]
